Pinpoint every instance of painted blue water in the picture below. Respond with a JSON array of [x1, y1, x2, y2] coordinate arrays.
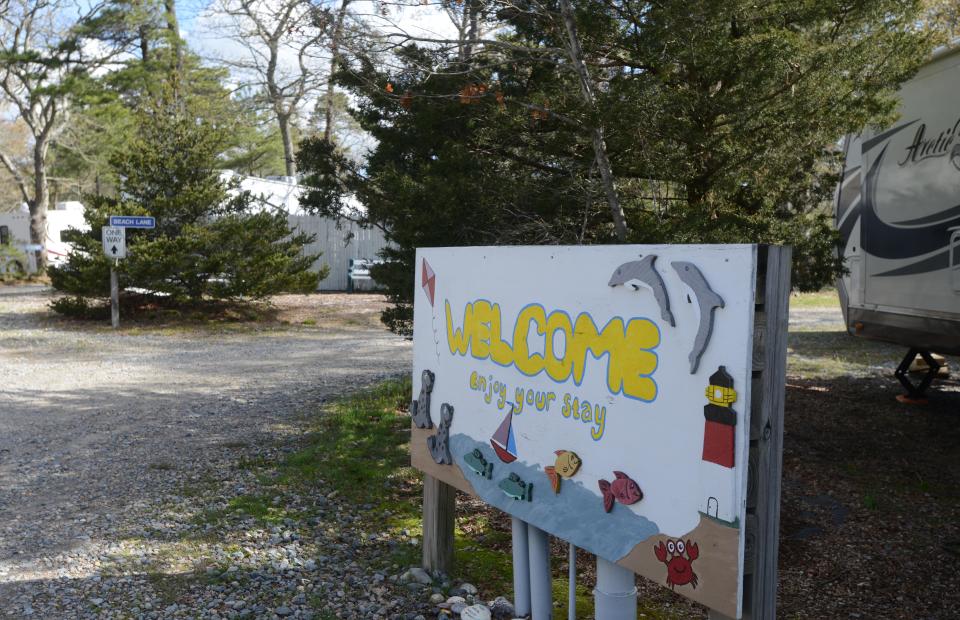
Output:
[[450, 434, 659, 562]]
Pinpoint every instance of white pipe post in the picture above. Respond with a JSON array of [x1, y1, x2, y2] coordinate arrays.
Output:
[[511, 517, 531, 617], [528, 523, 552, 620], [593, 557, 636, 620], [568, 543, 576, 620]]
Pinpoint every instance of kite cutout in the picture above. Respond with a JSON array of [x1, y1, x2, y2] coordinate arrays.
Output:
[[421, 258, 436, 306], [422, 258, 441, 361]]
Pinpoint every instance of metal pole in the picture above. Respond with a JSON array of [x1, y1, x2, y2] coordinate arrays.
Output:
[[110, 262, 119, 329], [528, 523, 552, 620], [593, 557, 636, 620], [511, 517, 531, 617], [568, 543, 576, 620]]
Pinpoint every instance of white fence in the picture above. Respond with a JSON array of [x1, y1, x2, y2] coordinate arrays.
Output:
[[287, 215, 390, 291]]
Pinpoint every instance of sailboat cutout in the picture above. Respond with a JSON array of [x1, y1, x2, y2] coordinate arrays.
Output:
[[490, 405, 518, 463]]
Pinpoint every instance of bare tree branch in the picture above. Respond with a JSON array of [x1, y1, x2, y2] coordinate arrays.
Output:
[[208, 0, 335, 175]]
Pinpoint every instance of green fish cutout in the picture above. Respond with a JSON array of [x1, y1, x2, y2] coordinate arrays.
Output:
[[463, 449, 493, 479], [499, 472, 532, 501]]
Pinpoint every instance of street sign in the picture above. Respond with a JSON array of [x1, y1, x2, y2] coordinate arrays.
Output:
[[102, 226, 126, 259], [109, 216, 155, 229]]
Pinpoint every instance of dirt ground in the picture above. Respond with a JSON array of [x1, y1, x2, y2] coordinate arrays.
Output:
[[774, 299, 960, 619]]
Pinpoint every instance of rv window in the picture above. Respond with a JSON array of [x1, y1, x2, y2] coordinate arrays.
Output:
[[0, 226, 9, 245]]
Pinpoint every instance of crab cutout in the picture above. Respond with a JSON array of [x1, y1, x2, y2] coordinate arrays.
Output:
[[654, 539, 699, 590]]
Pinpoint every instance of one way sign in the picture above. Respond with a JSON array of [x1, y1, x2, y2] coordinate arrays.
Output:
[[102, 226, 126, 259]]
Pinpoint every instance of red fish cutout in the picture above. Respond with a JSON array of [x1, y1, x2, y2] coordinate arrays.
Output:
[[598, 471, 643, 513]]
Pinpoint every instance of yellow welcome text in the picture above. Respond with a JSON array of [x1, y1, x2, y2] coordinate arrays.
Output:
[[446, 300, 659, 402]]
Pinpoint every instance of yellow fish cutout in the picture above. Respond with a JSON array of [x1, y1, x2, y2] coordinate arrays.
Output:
[[545, 450, 582, 493]]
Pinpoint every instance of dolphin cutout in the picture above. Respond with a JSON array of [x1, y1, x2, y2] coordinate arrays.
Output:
[[671, 261, 724, 374], [608, 255, 675, 326]]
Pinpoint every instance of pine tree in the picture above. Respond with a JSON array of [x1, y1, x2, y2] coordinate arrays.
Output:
[[298, 0, 935, 335], [50, 95, 323, 310]]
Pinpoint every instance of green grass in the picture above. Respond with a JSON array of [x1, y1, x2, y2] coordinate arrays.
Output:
[[553, 577, 593, 619], [274, 377, 416, 501], [789, 289, 840, 309], [454, 529, 513, 594], [787, 330, 902, 378]]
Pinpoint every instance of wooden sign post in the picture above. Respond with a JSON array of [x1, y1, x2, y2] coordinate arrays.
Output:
[[415, 244, 791, 619]]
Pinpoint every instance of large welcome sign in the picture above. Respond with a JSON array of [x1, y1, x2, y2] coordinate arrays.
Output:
[[411, 245, 767, 618]]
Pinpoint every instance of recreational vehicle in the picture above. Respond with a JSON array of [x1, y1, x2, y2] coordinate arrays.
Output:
[[835, 42, 960, 398], [0, 201, 88, 274]]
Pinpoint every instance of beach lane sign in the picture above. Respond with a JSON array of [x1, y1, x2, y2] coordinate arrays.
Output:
[[109, 216, 155, 229], [102, 226, 126, 259]]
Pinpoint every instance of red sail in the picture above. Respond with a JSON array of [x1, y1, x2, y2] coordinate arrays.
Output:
[[490, 406, 517, 463]]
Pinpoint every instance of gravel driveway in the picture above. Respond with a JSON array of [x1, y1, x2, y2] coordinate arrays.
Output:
[[0, 285, 412, 617]]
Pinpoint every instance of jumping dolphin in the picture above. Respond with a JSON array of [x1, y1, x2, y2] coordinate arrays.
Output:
[[671, 261, 724, 374], [608, 255, 675, 327]]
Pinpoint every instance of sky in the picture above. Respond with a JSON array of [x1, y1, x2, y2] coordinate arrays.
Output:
[[181, 0, 460, 77]]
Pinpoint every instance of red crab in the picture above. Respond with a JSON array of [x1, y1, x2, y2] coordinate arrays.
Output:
[[654, 539, 699, 590]]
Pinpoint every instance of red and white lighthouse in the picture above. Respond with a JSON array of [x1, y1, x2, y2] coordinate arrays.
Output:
[[699, 366, 738, 524]]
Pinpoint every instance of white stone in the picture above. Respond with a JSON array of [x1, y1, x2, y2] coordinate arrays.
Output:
[[461, 604, 492, 620]]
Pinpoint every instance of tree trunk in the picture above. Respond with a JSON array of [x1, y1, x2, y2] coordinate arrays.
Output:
[[163, 0, 183, 82], [139, 23, 150, 62], [464, 0, 479, 59], [30, 140, 50, 271], [278, 113, 296, 177], [558, 0, 627, 242], [324, 0, 351, 143]]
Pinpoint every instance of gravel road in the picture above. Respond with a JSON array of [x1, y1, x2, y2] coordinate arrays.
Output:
[[0, 285, 413, 618]]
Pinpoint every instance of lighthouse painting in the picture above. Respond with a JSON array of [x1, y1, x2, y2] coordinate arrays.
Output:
[[699, 366, 739, 526], [490, 405, 518, 463]]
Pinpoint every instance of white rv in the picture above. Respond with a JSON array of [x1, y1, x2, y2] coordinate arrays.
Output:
[[0, 201, 88, 273], [835, 42, 960, 397]]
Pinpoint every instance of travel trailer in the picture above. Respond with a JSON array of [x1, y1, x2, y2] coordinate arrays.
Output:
[[0, 201, 88, 274], [835, 42, 960, 398]]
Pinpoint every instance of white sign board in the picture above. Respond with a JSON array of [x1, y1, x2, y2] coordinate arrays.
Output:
[[410, 245, 760, 618], [102, 226, 126, 259]]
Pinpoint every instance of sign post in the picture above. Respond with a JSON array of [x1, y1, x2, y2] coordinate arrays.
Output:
[[101, 226, 126, 329], [110, 264, 119, 329], [410, 244, 790, 619], [102, 217, 154, 329]]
